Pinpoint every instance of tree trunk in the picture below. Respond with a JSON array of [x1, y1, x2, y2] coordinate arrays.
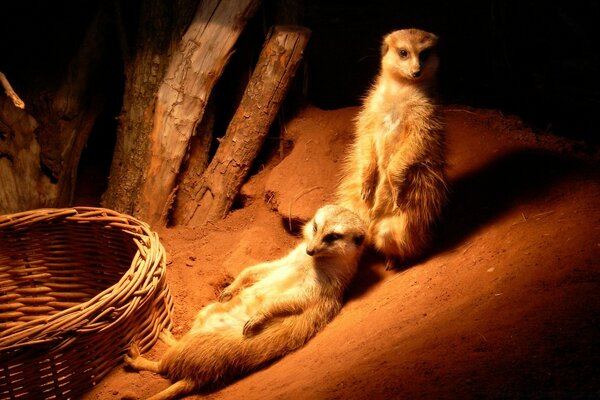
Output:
[[103, 0, 261, 226], [101, 0, 197, 216], [0, 97, 45, 213], [0, 7, 110, 214], [172, 25, 311, 226]]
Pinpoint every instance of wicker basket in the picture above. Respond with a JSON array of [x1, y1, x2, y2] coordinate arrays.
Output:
[[0, 207, 173, 399]]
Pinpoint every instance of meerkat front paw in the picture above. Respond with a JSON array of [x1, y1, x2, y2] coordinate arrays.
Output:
[[361, 184, 373, 204], [243, 314, 266, 337], [218, 288, 234, 302], [361, 175, 377, 205]]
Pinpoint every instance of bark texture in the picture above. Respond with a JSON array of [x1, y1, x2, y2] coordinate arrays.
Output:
[[172, 25, 311, 226], [102, 0, 197, 216], [0, 8, 109, 214], [104, 0, 261, 226], [171, 98, 215, 221]]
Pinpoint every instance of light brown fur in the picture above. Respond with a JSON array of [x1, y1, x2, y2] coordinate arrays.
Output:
[[124, 205, 366, 400], [337, 28, 448, 268]]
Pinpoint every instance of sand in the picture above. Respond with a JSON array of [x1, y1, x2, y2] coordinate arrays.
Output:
[[83, 104, 600, 399]]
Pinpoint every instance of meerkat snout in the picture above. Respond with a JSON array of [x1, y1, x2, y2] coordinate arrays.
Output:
[[303, 205, 366, 259], [305, 234, 330, 257]]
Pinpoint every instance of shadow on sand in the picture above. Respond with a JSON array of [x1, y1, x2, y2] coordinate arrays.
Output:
[[348, 147, 585, 300]]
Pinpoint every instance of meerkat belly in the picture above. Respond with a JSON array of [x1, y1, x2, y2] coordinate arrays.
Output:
[[247, 267, 313, 305], [249, 267, 318, 319], [191, 300, 253, 334], [193, 267, 311, 334], [375, 111, 405, 168]]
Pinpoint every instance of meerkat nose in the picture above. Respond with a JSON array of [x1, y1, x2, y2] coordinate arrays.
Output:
[[411, 70, 422, 78], [306, 247, 315, 256]]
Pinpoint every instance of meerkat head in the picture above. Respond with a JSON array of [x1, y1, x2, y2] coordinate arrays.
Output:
[[303, 205, 366, 260], [380, 28, 439, 84]]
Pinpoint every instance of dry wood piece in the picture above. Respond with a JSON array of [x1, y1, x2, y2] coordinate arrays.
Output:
[[101, 0, 198, 218], [173, 25, 311, 226], [0, 7, 110, 214], [105, 0, 261, 227], [0, 72, 24, 109], [171, 98, 216, 221]]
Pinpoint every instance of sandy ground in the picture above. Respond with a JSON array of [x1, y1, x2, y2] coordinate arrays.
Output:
[[83, 105, 600, 399]]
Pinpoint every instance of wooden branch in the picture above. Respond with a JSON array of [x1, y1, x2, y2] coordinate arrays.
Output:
[[173, 25, 311, 226], [132, 0, 261, 226], [0, 72, 25, 109], [171, 98, 215, 221]]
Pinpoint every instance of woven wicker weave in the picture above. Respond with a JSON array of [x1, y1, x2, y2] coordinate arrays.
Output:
[[0, 207, 173, 399]]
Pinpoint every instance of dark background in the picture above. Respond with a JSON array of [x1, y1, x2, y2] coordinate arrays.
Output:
[[304, 0, 599, 144], [1, 0, 598, 150]]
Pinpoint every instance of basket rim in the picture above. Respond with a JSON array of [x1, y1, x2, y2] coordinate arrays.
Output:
[[0, 206, 167, 351]]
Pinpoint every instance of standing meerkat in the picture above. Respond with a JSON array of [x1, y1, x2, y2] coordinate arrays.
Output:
[[337, 28, 448, 269], [124, 205, 366, 400]]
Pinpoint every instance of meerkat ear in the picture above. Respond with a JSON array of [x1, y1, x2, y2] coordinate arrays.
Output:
[[429, 32, 439, 47], [381, 36, 390, 57], [381, 41, 389, 56]]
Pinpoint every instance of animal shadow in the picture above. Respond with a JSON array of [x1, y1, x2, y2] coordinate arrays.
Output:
[[347, 147, 586, 301], [433, 147, 583, 254]]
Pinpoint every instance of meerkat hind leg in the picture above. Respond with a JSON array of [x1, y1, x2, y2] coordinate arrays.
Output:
[[370, 214, 420, 269], [124, 353, 161, 373], [124, 342, 161, 373], [159, 329, 178, 347]]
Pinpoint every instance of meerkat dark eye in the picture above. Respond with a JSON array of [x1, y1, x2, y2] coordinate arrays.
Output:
[[353, 234, 365, 246], [322, 233, 342, 244], [397, 49, 409, 59], [419, 48, 433, 63]]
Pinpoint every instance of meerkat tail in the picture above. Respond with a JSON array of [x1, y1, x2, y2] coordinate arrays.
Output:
[[146, 379, 197, 400]]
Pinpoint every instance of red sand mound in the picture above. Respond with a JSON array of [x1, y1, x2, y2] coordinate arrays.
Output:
[[84, 105, 600, 399]]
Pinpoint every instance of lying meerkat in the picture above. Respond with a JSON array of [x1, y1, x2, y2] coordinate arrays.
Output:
[[124, 204, 366, 400], [338, 28, 448, 268]]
